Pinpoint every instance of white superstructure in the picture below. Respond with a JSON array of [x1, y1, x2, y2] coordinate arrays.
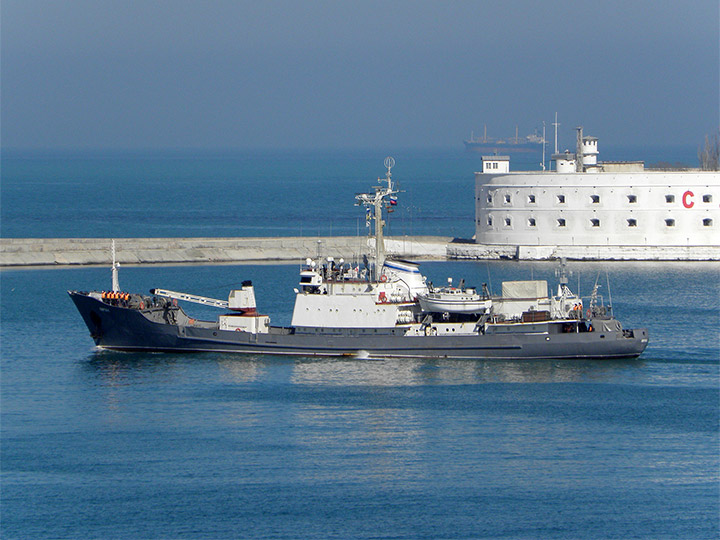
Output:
[[458, 131, 720, 260]]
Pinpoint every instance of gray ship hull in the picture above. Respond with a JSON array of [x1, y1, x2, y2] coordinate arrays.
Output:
[[69, 292, 648, 360]]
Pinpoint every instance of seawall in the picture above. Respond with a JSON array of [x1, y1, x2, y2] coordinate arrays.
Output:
[[447, 242, 720, 261], [0, 236, 452, 268], [4, 237, 719, 268]]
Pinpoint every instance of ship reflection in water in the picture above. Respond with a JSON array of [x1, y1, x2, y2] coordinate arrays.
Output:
[[84, 351, 643, 388]]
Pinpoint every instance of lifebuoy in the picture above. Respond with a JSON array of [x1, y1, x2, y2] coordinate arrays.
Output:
[[172, 298, 178, 307], [139, 301, 145, 310], [586, 308, 591, 318], [379, 274, 388, 282]]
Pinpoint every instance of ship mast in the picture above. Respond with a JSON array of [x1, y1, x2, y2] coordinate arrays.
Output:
[[355, 157, 397, 280], [111, 239, 120, 292]]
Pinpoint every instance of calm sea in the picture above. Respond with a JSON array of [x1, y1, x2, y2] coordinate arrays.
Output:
[[1, 147, 718, 539], [0, 144, 701, 239]]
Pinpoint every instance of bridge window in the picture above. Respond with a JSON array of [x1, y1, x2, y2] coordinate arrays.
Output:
[[528, 194, 536, 203], [627, 194, 637, 203], [487, 194, 493, 204], [487, 216, 493, 226], [528, 218, 536, 227], [590, 219, 600, 227], [557, 194, 566, 204], [703, 194, 712, 203], [504, 194, 512, 204], [665, 218, 675, 227], [504, 217, 512, 227], [557, 218, 566, 227], [665, 194, 675, 203], [627, 218, 637, 227], [703, 218, 713, 226], [590, 195, 600, 204]]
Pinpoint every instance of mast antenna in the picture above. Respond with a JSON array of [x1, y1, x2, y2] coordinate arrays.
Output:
[[541, 121, 546, 171], [355, 157, 398, 280]]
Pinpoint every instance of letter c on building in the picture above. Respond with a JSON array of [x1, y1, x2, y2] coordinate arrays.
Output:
[[682, 190, 694, 208]]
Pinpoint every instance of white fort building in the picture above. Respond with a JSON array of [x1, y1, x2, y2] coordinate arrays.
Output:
[[449, 129, 720, 260]]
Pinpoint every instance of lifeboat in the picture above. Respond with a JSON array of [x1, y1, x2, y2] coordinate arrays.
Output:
[[418, 280, 492, 314]]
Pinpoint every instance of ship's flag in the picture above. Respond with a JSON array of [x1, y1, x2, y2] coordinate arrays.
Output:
[[389, 196, 398, 206]]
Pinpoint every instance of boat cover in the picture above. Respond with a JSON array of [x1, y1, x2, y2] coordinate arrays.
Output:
[[501, 280, 548, 299]]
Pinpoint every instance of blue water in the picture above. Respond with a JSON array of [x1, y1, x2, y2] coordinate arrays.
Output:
[[1, 260, 718, 539], [1, 147, 718, 539], [0, 145, 699, 239]]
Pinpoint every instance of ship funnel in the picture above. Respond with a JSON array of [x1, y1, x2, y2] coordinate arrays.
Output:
[[228, 280, 257, 313]]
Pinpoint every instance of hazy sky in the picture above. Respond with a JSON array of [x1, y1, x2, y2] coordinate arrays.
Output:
[[2, 0, 718, 150]]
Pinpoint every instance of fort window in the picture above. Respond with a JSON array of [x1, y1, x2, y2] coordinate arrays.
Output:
[[504, 217, 512, 227], [703, 194, 712, 203], [557, 194, 566, 204], [703, 218, 713, 226], [487, 194, 493, 204], [557, 218, 566, 227], [590, 195, 600, 203], [504, 194, 512, 204], [590, 219, 600, 227], [528, 194, 536, 203], [627, 195, 637, 203], [528, 218, 536, 227], [665, 218, 675, 227], [665, 194, 675, 203], [487, 216, 493, 226], [627, 218, 637, 227]]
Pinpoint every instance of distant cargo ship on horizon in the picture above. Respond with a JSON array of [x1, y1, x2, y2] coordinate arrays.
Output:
[[464, 125, 545, 153]]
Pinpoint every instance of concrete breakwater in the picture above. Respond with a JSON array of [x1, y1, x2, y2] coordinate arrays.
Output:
[[447, 242, 720, 261], [0, 236, 452, 268]]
